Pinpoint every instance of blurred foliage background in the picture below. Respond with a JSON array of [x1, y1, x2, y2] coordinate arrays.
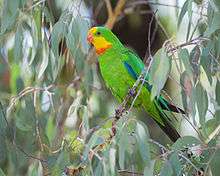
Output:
[[0, 0, 220, 175]]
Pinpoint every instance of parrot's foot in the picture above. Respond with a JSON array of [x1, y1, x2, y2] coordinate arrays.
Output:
[[128, 88, 136, 97]]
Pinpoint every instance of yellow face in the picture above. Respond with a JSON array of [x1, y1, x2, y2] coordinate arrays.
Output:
[[87, 27, 112, 55]]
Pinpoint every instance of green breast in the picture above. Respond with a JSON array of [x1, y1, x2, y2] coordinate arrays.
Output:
[[98, 49, 135, 102], [98, 48, 161, 122]]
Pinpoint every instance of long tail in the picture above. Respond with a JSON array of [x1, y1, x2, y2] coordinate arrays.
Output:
[[156, 111, 180, 142]]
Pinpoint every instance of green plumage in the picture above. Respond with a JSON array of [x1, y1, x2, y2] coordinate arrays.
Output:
[[94, 27, 183, 142]]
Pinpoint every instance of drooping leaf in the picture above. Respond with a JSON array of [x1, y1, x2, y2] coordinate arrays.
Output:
[[213, 0, 220, 10], [144, 160, 155, 176], [169, 152, 182, 176], [160, 161, 173, 176], [0, 103, 7, 137], [37, 39, 49, 79], [66, 17, 90, 73], [216, 80, 220, 106], [178, 0, 191, 28], [81, 106, 89, 133], [202, 119, 219, 138], [149, 48, 171, 100], [196, 83, 208, 126], [189, 46, 201, 82], [172, 136, 201, 150], [205, 11, 220, 36], [0, 168, 6, 176], [210, 149, 220, 176], [84, 63, 93, 96], [135, 122, 150, 165], [14, 23, 24, 63], [50, 21, 67, 59], [1, 0, 19, 34], [0, 136, 7, 165], [118, 127, 129, 169], [179, 48, 193, 76]]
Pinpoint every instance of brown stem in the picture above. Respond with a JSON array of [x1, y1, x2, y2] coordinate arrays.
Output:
[[105, 0, 127, 29]]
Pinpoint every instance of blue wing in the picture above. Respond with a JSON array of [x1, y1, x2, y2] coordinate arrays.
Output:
[[122, 49, 185, 114]]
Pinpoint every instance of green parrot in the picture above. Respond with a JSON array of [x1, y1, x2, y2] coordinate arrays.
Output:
[[87, 26, 184, 142]]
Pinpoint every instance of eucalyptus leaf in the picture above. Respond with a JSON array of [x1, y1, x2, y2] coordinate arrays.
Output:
[[0, 103, 7, 137], [14, 24, 24, 63], [0, 168, 6, 176], [196, 83, 208, 126], [210, 149, 220, 176], [135, 122, 150, 165], [169, 152, 182, 176], [37, 39, 49, 79], [51, 21, 67, 59], [202, 119, 219, 137], [172, 136, 201, 150], [149, 48, 171, 100], [205, 11, 220, 36], [178, 0, 190, 28], [160, 161, 173, 176], [179, 48, 193, 76], [0, 136, 7, 164], [144, 160, 155, 176], [1, 0, 19, 34], [118, 127, 129, 169], [216, 80, 220, 106]]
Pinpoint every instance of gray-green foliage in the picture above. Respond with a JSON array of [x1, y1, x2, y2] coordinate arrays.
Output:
[[0, 0, 220, 176]]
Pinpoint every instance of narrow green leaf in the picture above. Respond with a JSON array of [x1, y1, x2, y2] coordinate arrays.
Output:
[[172, 136, 201, 150], [186, 0, 193, 41], [216, 80, 220, 106], [135, 122, 150, 165], [109, 148, 116, 175], [196, 83, 208, 126], [0, 136, 7, 164], [51, 21, 66, 59], [81, 106, 89, 133], [202, 119, 219, 137], [94, 162, 103, 176], [144, 160, 155, 176], [205, 12, 220, 36], [14, 24, 24, 63], [213, 0, 220, 10], [178, 0, 190, 28], [0, 103, 7, 136], [1, 0, 19, 33], [169, 152, 182, 176], [210, 149, 220, 176], [84, 63, 93, 96], [118, 127, 129, 169], [179, 49, 192, 74], [0, 168, 6, 176], [10, 63, 21, 94], [189, 46, 201, 82], [149, 48, 171, 100], [37, 39, 49, 79], [160, 161, 173, 176]]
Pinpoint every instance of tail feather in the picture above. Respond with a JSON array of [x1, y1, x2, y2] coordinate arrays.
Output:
[[156, 112, 180, 142]]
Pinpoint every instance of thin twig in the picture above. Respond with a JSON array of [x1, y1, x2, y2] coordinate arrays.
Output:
[[127, 0, 207, 17]]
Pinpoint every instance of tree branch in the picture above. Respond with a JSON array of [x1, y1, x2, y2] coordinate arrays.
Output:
[[105, 0, 127, 29]]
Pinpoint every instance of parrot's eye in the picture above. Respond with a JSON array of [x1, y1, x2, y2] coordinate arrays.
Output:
[[96, 31, 101, 36]]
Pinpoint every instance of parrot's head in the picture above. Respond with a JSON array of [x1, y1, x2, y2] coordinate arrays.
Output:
[[87, 26, 122, 55]]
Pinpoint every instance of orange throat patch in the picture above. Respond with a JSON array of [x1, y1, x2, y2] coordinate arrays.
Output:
[[96, 44, 112, 55]]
